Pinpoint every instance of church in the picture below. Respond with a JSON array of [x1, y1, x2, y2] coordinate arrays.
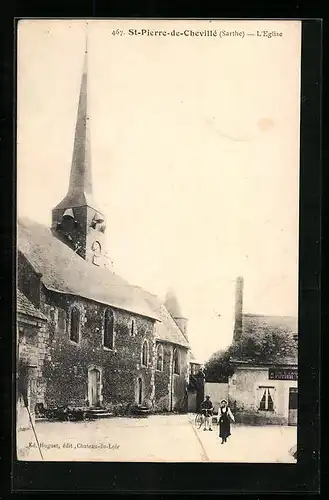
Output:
[[17, 40, 191, 425]]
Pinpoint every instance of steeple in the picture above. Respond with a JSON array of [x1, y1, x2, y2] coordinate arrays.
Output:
[[54, 27, 94, 210], [52, 27, 109, 268]]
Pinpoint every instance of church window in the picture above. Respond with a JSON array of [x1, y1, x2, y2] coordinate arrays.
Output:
[[130, 319, 136, 336], [69, 307, 80, 343], [141, 340, 149, 367], [156, 344, 164, 371], [103, 309, 114, 349], [173, 348, 180, 374]]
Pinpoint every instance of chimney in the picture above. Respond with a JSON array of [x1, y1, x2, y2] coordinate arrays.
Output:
[[233, 276, 244, 341]]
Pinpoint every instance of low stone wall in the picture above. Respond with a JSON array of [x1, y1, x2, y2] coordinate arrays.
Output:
[[234, 411, 287, 426]]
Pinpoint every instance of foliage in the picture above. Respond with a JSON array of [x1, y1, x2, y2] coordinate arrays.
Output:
[[42, 405, 87, 421], [204, 322, 297, 382], [204, 349, 234, 383]]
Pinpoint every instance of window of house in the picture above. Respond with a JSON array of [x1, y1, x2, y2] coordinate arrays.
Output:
[[69, 307, 80, 343], [141, 340, 149, 367], [156, 344, 164, 371], [173, 348, 180, 374], [104, 309, 114, 349], [258, 386, 275, 411]]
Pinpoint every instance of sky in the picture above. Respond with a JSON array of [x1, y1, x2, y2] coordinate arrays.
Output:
[[17, 20, 301, 363]]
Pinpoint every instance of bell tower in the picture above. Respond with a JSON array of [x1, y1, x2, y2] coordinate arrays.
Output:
[[165, 289, 188, 340], [52, 29, 109, 268]]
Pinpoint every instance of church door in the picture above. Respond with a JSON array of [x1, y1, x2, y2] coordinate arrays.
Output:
[[88, 368, 101, 407]]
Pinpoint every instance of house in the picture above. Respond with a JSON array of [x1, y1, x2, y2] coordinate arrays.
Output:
[[17, 290, 48, 429], [228, 277, 298, 425], [229, 355, 297, 425], [16, 41, 190, 417], [189, 351, 203, 376], [186, 352, 205, 413]]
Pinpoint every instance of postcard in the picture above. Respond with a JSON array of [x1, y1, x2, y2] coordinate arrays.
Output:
[[16, 19, 301, 464]]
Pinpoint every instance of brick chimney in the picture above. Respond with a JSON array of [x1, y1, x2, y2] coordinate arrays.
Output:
[[233, 276, 244, 341]]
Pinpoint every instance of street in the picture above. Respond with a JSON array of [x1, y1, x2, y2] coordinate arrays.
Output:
[[17, 414, 297, 463]]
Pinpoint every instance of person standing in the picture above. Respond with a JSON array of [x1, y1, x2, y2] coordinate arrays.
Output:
[[218, 399, 235, 443], [200, 395, 214, 431]]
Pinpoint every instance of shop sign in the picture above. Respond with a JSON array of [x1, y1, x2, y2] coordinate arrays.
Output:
[[269, 368, 298, 381]]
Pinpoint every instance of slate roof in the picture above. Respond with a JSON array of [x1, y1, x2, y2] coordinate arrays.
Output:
[[17, 217, 159, 321], [17, 290, 48, 322], [230, 357, 298, 367], [231, 313, 298, 366], [241, 313, 298, 335], [135, 288, 190, 349]]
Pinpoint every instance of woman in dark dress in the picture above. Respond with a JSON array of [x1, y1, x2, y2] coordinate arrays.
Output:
[[218, 399, 235, 444]]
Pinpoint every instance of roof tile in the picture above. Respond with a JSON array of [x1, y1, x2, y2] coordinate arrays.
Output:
[[17, 290, 48, 321], [18, 217, 159, 321]]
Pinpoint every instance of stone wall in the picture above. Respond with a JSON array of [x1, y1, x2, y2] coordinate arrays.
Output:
[[17, 250, 190, 413], [38, 290, 156, 409], [153, 343, 189, 412], [154, 343, 171, 411], [17, 322, 45, 429], [172, 348, 189, 412], [204, 382, 229, 413]]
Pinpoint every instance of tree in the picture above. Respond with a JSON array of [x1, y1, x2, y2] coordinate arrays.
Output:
[[204, 348, 235, 383], [204, 323, 297, 382], [231, 320, 297, 363]]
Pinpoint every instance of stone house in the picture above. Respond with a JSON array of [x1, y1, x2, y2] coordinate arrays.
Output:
[[228, 277, 298, 425], [16, 41, 190, 417], [17, 290, 48, 429], [228, 356, 297, 425]]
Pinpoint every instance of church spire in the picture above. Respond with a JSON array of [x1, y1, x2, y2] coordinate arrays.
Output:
[[52, 26, 109, 267], [54, 24, 94, 209]]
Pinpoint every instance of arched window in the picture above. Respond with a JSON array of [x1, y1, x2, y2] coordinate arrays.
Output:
[[141, 340, 149, 367], [130, 319, 136, 336], [69, 307, 80, 343], [173, 347, 180, 374], [156, 344, 164, 371], [137, 377, 143, 405], [104, 309, 114, 349]]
